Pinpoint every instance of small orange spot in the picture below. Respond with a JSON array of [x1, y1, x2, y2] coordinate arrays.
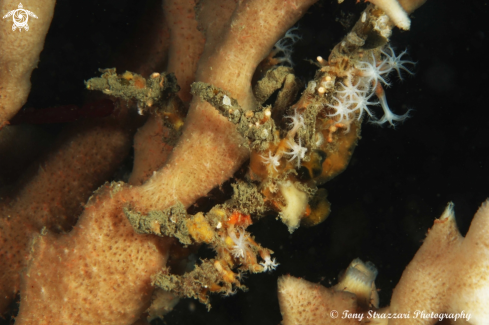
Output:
[[209, 283, 222, 292], [134, 76, 146, 89], [434, 218, 449, 224], [227, 211, 252, 228]]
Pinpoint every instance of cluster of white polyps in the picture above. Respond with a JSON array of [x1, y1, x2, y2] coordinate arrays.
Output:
[[328, 45, 416, 127], [272, 27, 302, 67], [261, 109, 308, 172]]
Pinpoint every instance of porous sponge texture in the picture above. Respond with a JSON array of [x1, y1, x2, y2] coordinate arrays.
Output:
[[278, 275, 359, 325], [16, 187, 171, 325], [448, 201, 489, 324], [0, 119, 133, 314]]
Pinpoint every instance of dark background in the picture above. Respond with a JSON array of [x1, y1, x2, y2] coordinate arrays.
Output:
[[3, 0, 489, 324]]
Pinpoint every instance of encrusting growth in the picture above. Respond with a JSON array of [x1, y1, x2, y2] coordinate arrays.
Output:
[[0, 0, 425, 322], [10, 0, 322, 322], [126, 197, 276, 307]]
